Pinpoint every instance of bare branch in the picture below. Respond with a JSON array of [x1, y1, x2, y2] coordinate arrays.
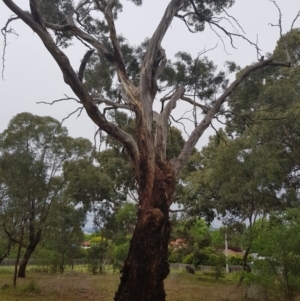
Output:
[[78, 49, 95, 82], [208, 23, 230, 55], [169, 114, 190, 137], [190, 0, 261, 56], [2, 0, 140, 174], [221, 8, 246, 34], [171, 57, 291, 174], [44, 20, 115, 64], [181, 95, 209, 113], [175, 13, 197, 33], [1, 15, 19, 80], [170, 209, 186, 213], [291, 10, 300, 30], [269, 0, 291, 62], [36, 95, 81, 105], [93, 96, 133, 111], [60, 106, 84, 126]]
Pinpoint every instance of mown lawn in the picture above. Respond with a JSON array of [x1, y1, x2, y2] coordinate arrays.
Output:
[[0, 266, 246, 301]]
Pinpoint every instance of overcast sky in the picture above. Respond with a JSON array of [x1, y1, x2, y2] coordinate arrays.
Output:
[[0, 0, 299, 148]]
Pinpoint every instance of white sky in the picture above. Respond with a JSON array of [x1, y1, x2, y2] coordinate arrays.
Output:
[[1, 0, 299, 148]]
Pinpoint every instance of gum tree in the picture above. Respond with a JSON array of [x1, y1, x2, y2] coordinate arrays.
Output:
[[1, 1, 295, 300], [0, 112, 92, 278]]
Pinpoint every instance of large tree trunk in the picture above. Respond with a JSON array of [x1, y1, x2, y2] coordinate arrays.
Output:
[[114, 162, 175, 301]]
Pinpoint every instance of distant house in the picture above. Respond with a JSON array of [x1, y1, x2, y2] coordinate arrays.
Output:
[[222, 248, 244, 257], [81, 241, 91, 249], [169, 238, 186, 249]]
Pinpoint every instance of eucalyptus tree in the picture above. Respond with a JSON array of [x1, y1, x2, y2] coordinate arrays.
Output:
[[45, 196, 85, 273], [0, 112, 92, 278], [2, 1, 294, 300], [251, 209, 300, 301]]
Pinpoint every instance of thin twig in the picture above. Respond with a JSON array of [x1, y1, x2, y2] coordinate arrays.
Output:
[[36, 95, 81, 105], [1, 15, 19, 80]]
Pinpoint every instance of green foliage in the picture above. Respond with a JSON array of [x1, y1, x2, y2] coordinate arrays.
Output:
[[0, 112, 93, 276], [205, 253, 226, 280], [168, 252, 182, 264], [249, 209, 300, 300], [87, 242, 109, 274], [227, 255, 244, 266], [182, 253, 194, 264], [21, 280, 41, 295]]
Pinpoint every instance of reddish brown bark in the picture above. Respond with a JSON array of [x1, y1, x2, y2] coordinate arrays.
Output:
[[115, 162, 175, 301]]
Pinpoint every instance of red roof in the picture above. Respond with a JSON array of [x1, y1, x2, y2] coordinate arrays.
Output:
[[82, 241, 91, 246]]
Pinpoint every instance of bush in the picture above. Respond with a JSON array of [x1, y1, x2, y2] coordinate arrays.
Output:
[[182, 253, 194, 264], [205, 253, 226, 280], [21, 280, 41, 295], [168, 252, 182, 263]]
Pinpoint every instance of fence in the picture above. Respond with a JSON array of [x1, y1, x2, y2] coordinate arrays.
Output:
[[169, 263, 243, 273], [1, 260, 244, 273], [0, 258, 89, 266]]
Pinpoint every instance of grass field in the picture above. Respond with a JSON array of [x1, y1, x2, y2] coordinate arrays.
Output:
[[0, 265, 259, 301]]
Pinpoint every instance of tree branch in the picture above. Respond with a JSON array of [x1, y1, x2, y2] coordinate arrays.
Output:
[[180, 96, 210, 113], [140, 0, 187, 100], [171, 57, 291, 174], [154, 87, 185, 162], [269, 0, 291, 62], [104, 0, 127, 76], [1, 15, 19, 80], [44, 19, 115, 64], [78, 49, 94, 82], [2, 0, 140, 174], [93, 96, 133, 111]]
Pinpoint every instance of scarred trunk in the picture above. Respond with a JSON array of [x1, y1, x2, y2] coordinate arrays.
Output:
[[114, 162, 175, 301]]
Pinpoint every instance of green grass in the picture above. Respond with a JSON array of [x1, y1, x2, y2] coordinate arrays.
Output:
[[0, 267, 245, 301], [1, 267, 294, 301]]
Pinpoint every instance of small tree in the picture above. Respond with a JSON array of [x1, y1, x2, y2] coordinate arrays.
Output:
[[0, 112, 92, 278], [251, 209, 300, 301]]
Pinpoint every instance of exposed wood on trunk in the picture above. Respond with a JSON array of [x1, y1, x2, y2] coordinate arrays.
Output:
[[115, 161, 175, 301]]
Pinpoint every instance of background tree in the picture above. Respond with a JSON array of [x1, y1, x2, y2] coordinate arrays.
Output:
[[2, 1, 294, 300], [45, 196, 85, 274], [249, 209, 300, 301], [0, 112, 92, 278]]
